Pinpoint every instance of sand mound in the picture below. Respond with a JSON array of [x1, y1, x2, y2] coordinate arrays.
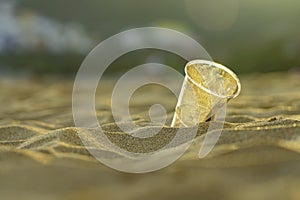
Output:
[[0, 73, 300, 200]]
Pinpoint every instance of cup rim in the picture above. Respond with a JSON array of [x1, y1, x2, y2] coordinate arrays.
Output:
[[184, 59, 242, 99]]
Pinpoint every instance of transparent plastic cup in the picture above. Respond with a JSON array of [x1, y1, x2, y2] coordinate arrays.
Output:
[[171, 60, 241, 127]]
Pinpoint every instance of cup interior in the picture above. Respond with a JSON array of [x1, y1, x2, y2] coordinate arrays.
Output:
[[185, 60, 241, 99]]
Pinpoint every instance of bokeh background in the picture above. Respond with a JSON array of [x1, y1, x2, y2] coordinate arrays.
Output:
[[1, 0, 300, 75]]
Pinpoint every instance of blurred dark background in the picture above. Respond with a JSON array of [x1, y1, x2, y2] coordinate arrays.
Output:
[[0, 0, 300, 75]]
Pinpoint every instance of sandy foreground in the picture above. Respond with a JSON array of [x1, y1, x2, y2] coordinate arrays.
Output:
[[0, 72, 300, 200]]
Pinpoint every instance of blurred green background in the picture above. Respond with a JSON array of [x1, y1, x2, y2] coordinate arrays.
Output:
[[0, 0, 300, 75]]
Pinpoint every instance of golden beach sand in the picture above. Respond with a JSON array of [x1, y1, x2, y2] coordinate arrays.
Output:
[[0, 72, 299, 200]]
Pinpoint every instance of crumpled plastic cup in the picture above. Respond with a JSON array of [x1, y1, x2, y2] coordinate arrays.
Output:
[[171, 60, 241, 127]]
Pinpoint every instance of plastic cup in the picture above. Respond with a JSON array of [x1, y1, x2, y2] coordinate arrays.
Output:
[[171, 60, 241, 127]]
